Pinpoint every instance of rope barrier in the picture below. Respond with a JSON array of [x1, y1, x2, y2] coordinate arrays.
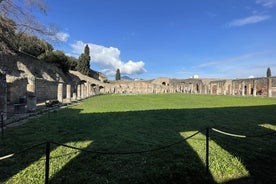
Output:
[[51, 130, 201, 155], [211, 128, 246, 138], [0, 131, 201, 161], [1, 127, 275, 161], [0, 142, 46, 161], [211, 128, 276, 138]]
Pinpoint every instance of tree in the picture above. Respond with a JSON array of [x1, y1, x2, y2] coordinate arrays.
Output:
[[267, 67, 272, 77], [38, 50, 69, 72], [67, 56, 78, 71], [0, 14, 17, 54], [0, 0, 56, 54], [77, 44, 91, 75], [16, 32, 53, 57], [115, 68, 121, 80]]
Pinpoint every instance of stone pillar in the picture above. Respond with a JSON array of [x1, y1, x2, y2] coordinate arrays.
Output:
[[77, 84, 81, 100], [222, 83, 226, 95], [57, 83, 63, 103], [241, 81, 245, 96], [86, 81, 91, 97], [229, 84, 232, 96], [27, 77, 37, 112], [72, 92, 77, 101], [81, 84, 85, 99], [210, 84, 213, 94], [232, 81, 235, 95], [267, 77, 272, 97], [253, 80, 257, 97], [0, 72, 7, 121], [247, 83, 251, 96], [238, 83, 241, 95], [66, 84, 71, 103], [95, 85, 100, 95]]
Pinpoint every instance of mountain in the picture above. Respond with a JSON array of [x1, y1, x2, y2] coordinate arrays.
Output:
[[121, 76, 133, 80]]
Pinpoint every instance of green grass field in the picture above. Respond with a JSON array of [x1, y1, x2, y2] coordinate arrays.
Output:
[[1, 94, 276, 184]]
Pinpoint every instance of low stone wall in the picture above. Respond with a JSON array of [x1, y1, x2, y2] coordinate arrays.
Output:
[[7, 78, 28, 103], [110, 76, 276, 98], [4, 53, 276, 119], [36, 79, 60, 102]]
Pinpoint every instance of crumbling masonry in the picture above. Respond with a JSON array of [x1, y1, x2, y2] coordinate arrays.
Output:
[[0, 53, 275, 121]]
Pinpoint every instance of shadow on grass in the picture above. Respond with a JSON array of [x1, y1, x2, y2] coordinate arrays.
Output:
[[0, 104, 276, 183]]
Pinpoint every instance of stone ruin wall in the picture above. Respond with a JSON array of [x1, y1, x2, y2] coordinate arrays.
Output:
[[1, 52, 276, 121], [1, 70, 276, 121], [109, 77, 276, 98], [0, 72, 7, 120]]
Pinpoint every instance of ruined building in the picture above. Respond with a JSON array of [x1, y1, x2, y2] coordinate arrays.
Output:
[[0, 53, 275, 122]]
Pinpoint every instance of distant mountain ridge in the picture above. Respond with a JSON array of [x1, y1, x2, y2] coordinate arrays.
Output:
[[121, 76, 133, 80]]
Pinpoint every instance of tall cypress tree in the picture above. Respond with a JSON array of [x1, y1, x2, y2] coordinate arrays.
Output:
[[115, 68, 121, 80], [77, 44, 91, 75], [267, 67, 271, 77]]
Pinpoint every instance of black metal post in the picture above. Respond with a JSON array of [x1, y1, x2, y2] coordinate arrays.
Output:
[[45, 142, 50, 184], [206, 127, 210, 175], [1, 112, 4, 139]]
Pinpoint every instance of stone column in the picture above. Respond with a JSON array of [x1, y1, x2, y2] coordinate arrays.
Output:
[[232, 81, 235, 95], [247, 83, 251, 96], [222, 83, 226, 95], [66, 84, 71, 103], [210, 84, 213, 94], [267, 77, 272, 97], [27, 77, 37, 112], [226, 83, 232, 95], [72, 92, 77, 101], [253, 80, 257, 96], [241, 81, 245, 96], [81, 84, 85, 99], [0, 72, 7, 121], [95, 85, 100, 95], [57, 83, 63, 103], [77, 84, 81, 100], [86, 81, 91, 97]]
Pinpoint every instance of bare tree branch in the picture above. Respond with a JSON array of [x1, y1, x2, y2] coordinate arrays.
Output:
[[0, 0, 57, 54]]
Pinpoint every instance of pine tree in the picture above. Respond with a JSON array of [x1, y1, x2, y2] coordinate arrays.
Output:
[[115, 68, 121, 80], [77, 45, 91, 75], [267, 67, 271, 77]]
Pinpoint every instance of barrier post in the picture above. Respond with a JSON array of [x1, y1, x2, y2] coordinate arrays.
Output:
[[1, 112, 4, 139], [206, 127, 210, 175], [45, 142, 50, 184]]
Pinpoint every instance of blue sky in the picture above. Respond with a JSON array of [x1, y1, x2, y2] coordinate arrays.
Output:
[[39, 0, 276, 80]]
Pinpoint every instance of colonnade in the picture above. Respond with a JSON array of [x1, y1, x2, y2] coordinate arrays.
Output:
[[0, 73, 102, 120], [0, 71, 275, 122]]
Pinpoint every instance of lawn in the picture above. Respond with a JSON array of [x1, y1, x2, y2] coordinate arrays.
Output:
[[0, 94, 276, 184]]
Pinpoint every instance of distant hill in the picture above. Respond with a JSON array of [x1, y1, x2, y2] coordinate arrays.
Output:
[[121, 76, 133, 80]]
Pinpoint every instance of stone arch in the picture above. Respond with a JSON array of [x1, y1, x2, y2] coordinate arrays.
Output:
[[196, 84, 200, 93], [99, 86, 105, 93], [79, 80, 86, 84]]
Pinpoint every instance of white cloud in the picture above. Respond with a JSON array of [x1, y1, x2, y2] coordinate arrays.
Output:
[[256, 0, 276, 8], [197, 51, 268, 68], [228, 15, 270, 27], [51, 32, 70, 42], [71, 41, 146, 76], [195, 51, 276, 79]]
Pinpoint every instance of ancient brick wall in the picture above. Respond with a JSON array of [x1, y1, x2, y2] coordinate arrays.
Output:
[[7, 78, 28, 104], [36, 79, 59, 102], [0, 73, 7, 115]]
